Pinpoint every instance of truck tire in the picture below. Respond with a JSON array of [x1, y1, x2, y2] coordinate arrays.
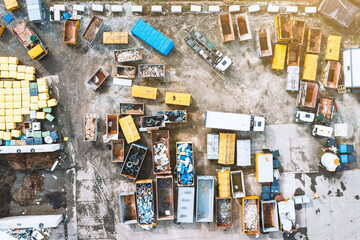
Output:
[[16, 149, 21, 153], [31, 149, 35, 153]]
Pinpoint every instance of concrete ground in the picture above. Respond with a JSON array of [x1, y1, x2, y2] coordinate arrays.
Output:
[[1, 1, 360, 240]]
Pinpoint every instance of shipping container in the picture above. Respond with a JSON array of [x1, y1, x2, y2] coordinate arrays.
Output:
[[84, 113, 97, 141], [275, 14, 293, 42], [120, 103, 144, 116], [138, 64, 165, 78], [316, 96, 336, 123], [218, 13, 235, 42], [291, 19, 306, 45], [217, 167, 231, 198], [306, 28, 322, 54], [215, 197, 232, 228], [121, 144, 147, 180], [119, 192, 137, 224], [207, 134, 219, 160], [287, 44, 301, 66], [140, 115, 165, 131], [111, 139, 124, 162], [325, 35, 341, 61], [150, 130, 171, 174], [119, 115, 140, 144], [131, 85, 157, 100], [164, 110, 187, 123], [286, 66, 300, 92], [255, 153, 273, 183], [278, 200, 296, 233], [165, 92, 191, 106], [302, 54, 318, 81], [86, 67, 109, 90], [111, 65, 136, 79], [255, 29, 272, 58], [242, 196, 260, 234], [261, 200, 279, 232], [156, 175, 174, 220], [236, 139, 251, 166], [176, 142, 194, 186], [196, 176, 214, 222], [297, 81, 319, 109], [106, 114, 119, 138], [177, 187, 195, 223], [4, 0, 20, 11], [322, 61, 341, 89], [230, 170, 245, 198], [271, 44, 287, 70], [218, 133, 235, 165], [131, 18, 174, 56], [114, 48, 143, 63], [135, 179, 155, 226], [103, 32, 128, 44], [63, 19, 80, 45], [82, 16, 104, 44], [235, 13, 252, 41]]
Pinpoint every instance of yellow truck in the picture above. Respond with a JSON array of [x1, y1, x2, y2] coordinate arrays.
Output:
[[131, 85, 157, 100], [4, 0, 20, 11], [325, 35, 341, 61], [12, 20, 48, 61], [302, 54, 318, 81], [218, 133, 235, 165], [217, 167, 231, 198], [276, 14, 292, 42], [103, 32, 129, 44], [119, 115, 140, 144], [165, 92, 191, 106], [271, 44, 287, 70]]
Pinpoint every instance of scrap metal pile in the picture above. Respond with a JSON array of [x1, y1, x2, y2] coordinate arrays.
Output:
[[244, 200, 259, 232], [153, 139, 169, 172], [122, 146, 146, 178], [177, 143, 193, 185], [85, 113, 96, 141], [136, 182, 154, 225], [139, 65, 164, 77], [164, 110, 186, 122], [115, 49, 142, 62], [141, 116, 164, 128], [5, 228, 52, 239], [216, 198, 231, 226]]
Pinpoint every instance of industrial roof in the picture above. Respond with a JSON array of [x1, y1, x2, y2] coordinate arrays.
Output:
[[343, 48, 360, 88], [318, 0, 359, 28]]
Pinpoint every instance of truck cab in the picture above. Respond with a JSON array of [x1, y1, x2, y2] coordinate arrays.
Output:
[[251, 116, 265, 131], [216, 56, 232, 72], [295, 110, 315, 123], [312, 124, 333, 138]]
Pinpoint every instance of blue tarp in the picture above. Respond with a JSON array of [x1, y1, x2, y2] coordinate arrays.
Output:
[[131, 19, 174, 56]]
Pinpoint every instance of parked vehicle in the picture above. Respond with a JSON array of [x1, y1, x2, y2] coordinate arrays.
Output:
[[86, 67, 109, 90], [150, 130, 170, 174], [106, 114, 119, 138], [291, 19, 306, 45], [242, 196, 260, 234], [325, 35, 341, 61], [119, 115, 141, 144], [230, 170, 245, 198], [12, 20, 48, 61], [111, 65, 136, 79], [165, 92, 191, 106], [256, 153, 273, 183], [120, 144, 147, 180], [177, 187, 195, 223], [215, 197, 232, 228], [275, 14, 293, 42], [312, 124, 333, 138], [103, 32, 128, 44], [217, 167, 231, 198], [176, 142, 194, 186], [204, 111, 265, 132], [111, 139, 124, 162], [218, 133, 235, 165], [316, 96, 336, 123], [236, 139, 251, 166], [286, 66, 300, 92], [297, 81, 319, 109], [235, 13, 252, 41], [255, 29, 272, 58], [82, 16, 104, 44], [278, 200, 296, 233], [63, 19, 80, 45], [131, 85, 157, 100], [196, 176, 214, 222], [131, 18, 174, 56], [84, 113, 97, 141], [140, 115, 165, 131], [218, 13, 235, 42], [114, 48, 143, 63], [184, 29, 232, 74], [307, 28, 322, 54], [164, 110, 187, 123], [119, 192, 137, 224], [287, 44, 301, 66], [207, 134, 219, 160], [271, 44, 287, 70], [135, 180, 155, 227], [322, 61, 341, 89], [138, 64, 165, 78], [261, 200, 279, 232], [120, 103, 144, 115], [156, 175, 174, 220], [295, 110, 315, 123]]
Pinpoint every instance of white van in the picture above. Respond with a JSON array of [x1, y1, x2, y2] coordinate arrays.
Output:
[[312, 125, 333, 138], [295, 110, 315, 123]]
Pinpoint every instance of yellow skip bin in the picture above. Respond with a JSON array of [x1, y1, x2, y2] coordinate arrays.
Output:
[[165, 92, 191, 106]]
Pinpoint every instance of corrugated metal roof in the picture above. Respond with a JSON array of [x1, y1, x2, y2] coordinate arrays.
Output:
[[318, 0, 359, 28]]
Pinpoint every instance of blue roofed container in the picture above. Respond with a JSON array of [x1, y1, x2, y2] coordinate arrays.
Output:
[[131, 18, 174, 56]]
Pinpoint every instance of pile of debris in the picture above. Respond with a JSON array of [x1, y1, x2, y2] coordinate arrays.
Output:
[[139, 65, 164, 77], [164, 110, 186, 123], [177, 143, 193, 185], [116, 66, 136, 78], [216, 198, 231, 226], [122, 146, 146, 178], [244, 200, 259, 231], [5, 228, 52, 239], [85, 113, 96, 141], [153, 139, 169, 172], [12, 172, 44, 206], [141, 116, 164, 128], [115, 49, 141, 62], [136, 182, 154, 225]]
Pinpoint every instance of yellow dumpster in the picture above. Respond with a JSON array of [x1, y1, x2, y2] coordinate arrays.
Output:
[[103, 32, 129, 44], [165, 92, 191, 106], [132, 85, 157, 100], [218, 133, 235, 165], [302, 54, 318, 81], [4, 0, 20, 11], [217, 167, 231, 198], [119, 115, 140, 144], [271, 44, 287, 70], [0, 25, 5, 37], [325, 35, 341, 61]]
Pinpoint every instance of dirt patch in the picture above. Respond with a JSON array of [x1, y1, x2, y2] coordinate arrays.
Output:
[[12, 172, 44, 206], [0, 160, 16, 217], [5, 151, 61, 171]]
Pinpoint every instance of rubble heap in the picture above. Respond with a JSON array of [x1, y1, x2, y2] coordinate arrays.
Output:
[[85, 113, 96, 141], [139, 65, 164, 77], [136, 182, 154, 225], [244, 200, 259, 231], [153, 139, 169, 172], [115, 49, 141, 62], [164, 110, 186, 123], [216, 198, 231, 226]]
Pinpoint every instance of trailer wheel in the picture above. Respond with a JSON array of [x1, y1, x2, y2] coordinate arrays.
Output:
[[16, 149, 21, 153], [31, 149, 35, 153]]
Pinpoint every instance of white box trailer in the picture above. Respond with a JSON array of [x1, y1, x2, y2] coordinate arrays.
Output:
[[177, 187, 195, 223], [204, 111, 265, 132], [207, 134, 219, 160], [236, 139, 251, 166]]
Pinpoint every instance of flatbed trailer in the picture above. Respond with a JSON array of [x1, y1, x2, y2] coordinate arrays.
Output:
[[150, 130, 171, 174], [156, 175, 174, 220], [218, 13, 235, 42]]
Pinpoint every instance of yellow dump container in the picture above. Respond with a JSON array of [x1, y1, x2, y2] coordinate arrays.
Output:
[[0, 109, 4, 116], [0, 25, 4, 37], [5, 102, 13, 109], [30, 96, 38, 103], [22, 94, 30, 101], [26, 66, 35, 74], [13, 102, 21, 109], [17, 72, 25, 80], [38, 100, 47, 108], [0, 117, 4, 123], [21, 80, 30, 88], [302, 54, 318, 81], [325, 35, 341, 61], [0, 57, 8, 64], [13, 109, 21, 116], [165, 92, 191, 106], [217, 167, 231, 198], [38, 93, 49, 101], [5, 109, 13, 116], [38, 85, 48, 93], [22, 100, 30, 108], [271, 44, 287, 70], [119, 115, 140, 144], [218, 133, 236, 165], [30, 103, 39, 110], [103, 32, 129, 44], [1, 71, 9, 78], [0, 123, 5, 130], [131, 85, 157, 100], [14, 94, 22, 101], [0, 131, 4, 139], [13, 81, 21, 88], [8, 64, 17, 71]]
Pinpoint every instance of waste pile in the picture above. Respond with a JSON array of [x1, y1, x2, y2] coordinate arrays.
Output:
[[136, 182, 154, 225], [121, 145, 146, 179], [139, 65, 165, 77], [216, 198, 231, 226], [85, 113, 96, 141], [120, 103, 144, 115], [141, 116, 164, 128], [5, 228, 51, 239], [115, 49, 142, 62], [153, 139, 169, 172], [116, 66, 136, 78], [12, 172, 44, 206], [244, 200, 259, 232], [177, 143, 193, 185], [164, 110, 186, 123]]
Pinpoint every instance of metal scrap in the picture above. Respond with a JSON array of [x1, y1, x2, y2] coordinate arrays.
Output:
[[154, 139, 169, 172], [115, 49, 141, 62], [164, 110, 186, 122], [139, 65, 165, 77], [177, 143, 193, 185], [122, 146, 146, 179], [141, 116, 164, 128], [136, 183, 154, 225], [216, 198, 231, 226], [85, 114, 96, 141], [244, 200, 258, 231]]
